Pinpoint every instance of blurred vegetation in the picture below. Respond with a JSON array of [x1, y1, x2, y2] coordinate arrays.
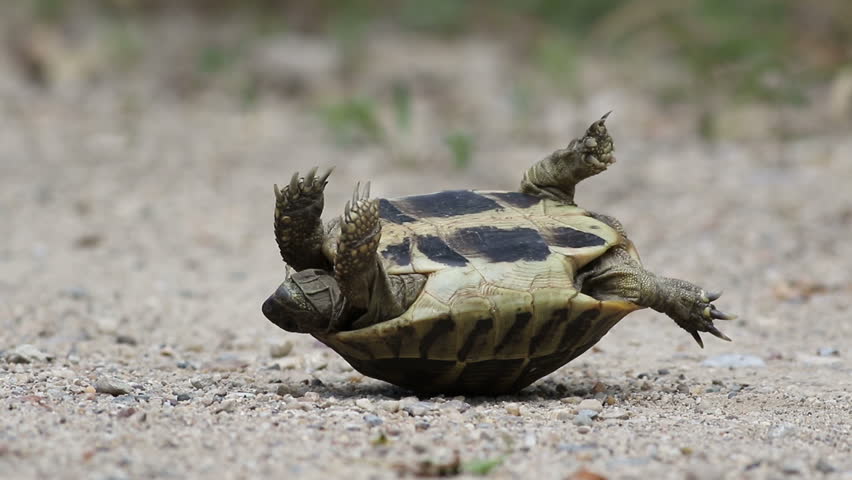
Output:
[[26, 0, 848, 102], [10, 0, 852, 151]]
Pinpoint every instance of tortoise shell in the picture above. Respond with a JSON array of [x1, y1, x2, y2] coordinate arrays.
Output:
[[316, 190, 641, 394]]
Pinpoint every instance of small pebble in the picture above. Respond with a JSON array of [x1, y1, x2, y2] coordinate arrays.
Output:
[[767, 423, 796, 439], [415, 421, 430, 431], [505, 403, 521, 416], [573, 414, 594, 426], [215, 399, 237, 413], [276, 384, 296, 396], [555, 409, 573, 421], [5, 344, 53, 364], [781, 460, 805, 475], [815, 458, 835, 474], [577, 399, 603, 413], [817, 347, 839, 357], [363, 414, 383, 427], [116, 407, 136, 419], [176, 393, 191, 402], [116, 335, 138, 346], [599, 408, 629, 420], [269, 340, 294, 359], [442, 400, 471, 413], [191, 376, 214, 390], [523, 433, 537, 449], [404, 401, 435, 417], [302, 391, 320, 402], [577, 426, 591, 434], [95, 317, 119, 335], [94, 377, 133, 396], [657, 368, 670, 375], [379, 400, 400, 413], [355, 398, 373, 410]]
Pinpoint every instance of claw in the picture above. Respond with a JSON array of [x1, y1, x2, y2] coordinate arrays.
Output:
[[690, 330, 705, 349], [305, 166, 318, 187], [601, 110, 612, 122], [319, 167, 334, 185], [353, 182, 361, 205], [289, 171, 300, 195], [274, 184, 282, 200], [344, 200, 350, 220], [711, 309, 737, 320], [364, 181, 371, 199], [707, 325, 732, 342]]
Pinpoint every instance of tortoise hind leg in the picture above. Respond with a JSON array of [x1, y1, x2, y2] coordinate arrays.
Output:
[[521, 112, 615, 205], [274, 167, 333, 270], [336, 183, 427, 328], [578, 246, 736, 348]]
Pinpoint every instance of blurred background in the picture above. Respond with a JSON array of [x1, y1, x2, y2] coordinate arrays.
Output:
[[4, 0, 852, 147]]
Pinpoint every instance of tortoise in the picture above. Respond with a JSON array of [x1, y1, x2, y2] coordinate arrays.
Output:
[[262, 113, 734, 394]]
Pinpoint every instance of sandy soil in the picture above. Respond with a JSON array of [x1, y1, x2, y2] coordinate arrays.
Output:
[[1, 16, 851, 480]]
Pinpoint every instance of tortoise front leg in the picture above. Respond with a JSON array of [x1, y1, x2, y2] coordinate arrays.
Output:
[[335, 183, 426, 328], [274, 167, 333, 271], [579, 247, 735, 347], [521, 112, 615, 205]]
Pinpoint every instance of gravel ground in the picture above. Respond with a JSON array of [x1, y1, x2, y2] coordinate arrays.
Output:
[[1, 17, 851, 480]]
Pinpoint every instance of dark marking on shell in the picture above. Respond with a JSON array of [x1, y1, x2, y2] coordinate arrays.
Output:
[[384, 324, 416, 358], [379, 199, 416, 224], [416, 235, 469, 266], [528, 308, 569, 356], [381, 238, 412, 266], [457, 317, 494, 362], [419, 316, 455, 359], [396, 190, 502, 218], [488, 192, 541, 209], [557, 307, 599, 352], [494, 311, 532, 353], [449, 226, 551, 263], [342, 339, 376, 360], [546, 226, 606, 248]]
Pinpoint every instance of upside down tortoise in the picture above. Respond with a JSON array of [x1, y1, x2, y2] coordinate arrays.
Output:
[[262, 113, 735, 394]]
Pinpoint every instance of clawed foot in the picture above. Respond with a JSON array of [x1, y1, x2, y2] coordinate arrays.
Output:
[[274, 167, 333, 216], [273, 167, 334, 269], [666, 283, 736, 348], [562, 111, 616, 175], [336, 182, 381, 280]]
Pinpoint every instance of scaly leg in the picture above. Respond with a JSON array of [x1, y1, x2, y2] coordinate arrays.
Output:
[[521, 112, 616, 205], [274, 167, 333, 270], [579, 247, 735, 347], [335, 183, 426, 328]]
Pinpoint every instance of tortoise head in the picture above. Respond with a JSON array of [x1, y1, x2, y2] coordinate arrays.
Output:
[[262, 268, 345, 334]]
